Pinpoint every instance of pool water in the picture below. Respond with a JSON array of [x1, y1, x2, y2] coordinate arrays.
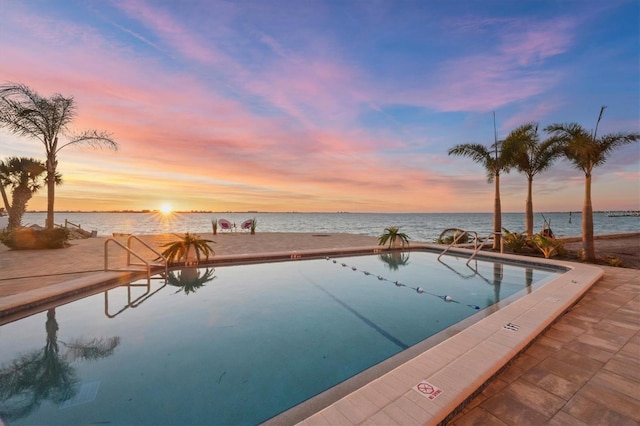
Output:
[[0, 251, 561, 425]]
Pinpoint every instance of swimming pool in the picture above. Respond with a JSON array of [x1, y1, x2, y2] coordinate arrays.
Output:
[[0, 250, 564, 425]]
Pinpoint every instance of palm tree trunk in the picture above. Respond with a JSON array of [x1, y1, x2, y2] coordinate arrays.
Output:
[[582, 173, 595, 261], [493, 174, 502, 250], [8, 184, 32, 230], [46, 161, 56, 230], [0, 184, 10, 213], [526, 177, 534, 237]]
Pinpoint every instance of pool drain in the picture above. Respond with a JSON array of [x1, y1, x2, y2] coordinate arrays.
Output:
[[503, 322, 520, 332]]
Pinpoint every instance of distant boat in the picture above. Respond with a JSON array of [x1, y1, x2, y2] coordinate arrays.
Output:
[[605, 210, 640, 217]]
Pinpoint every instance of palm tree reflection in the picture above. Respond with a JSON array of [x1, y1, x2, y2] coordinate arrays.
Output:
[[0, 309, 120, 422], [525, 267, 533, 294], [492, 262, 503, 304], [378, 252, 410, 271], [167, 267, 216, 295]]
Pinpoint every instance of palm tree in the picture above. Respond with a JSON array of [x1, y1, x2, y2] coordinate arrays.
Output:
[[0, 83, 117, 229], [377, 226, 410, 249], [545, 106, 639, 262], [448, 138, 511, 250], [161, 233, 215, 265], [0, 157, 49, 230], [501, 123, 562, 236]]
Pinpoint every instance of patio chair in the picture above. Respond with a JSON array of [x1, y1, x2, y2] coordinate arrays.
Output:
[[218, 219, 233, 232], [240, 219, 253, 232]]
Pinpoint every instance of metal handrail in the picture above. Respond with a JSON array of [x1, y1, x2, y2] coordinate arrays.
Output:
[[126, 235, 168, 276], [104, 236, 168, 284], [437, 230, 479, 260], [466, 232, 500, 265]]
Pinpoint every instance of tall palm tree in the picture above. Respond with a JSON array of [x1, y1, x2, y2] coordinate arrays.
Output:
[[448, 140, 511, 250], [0, 83, 117, 229], [545, 106, 639, 262], [0, 157, 49, 230], [502, 122, 562, 237]]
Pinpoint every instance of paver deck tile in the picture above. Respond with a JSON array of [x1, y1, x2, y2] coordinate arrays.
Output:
[[576, 332, 625, 353], [563, 394, 637, 426], [604, 352, 640, 381], [502, 379, 566, 418], [521, 367, 582, 400], [564, 340, 617, 363], [546, 410, 590, 426], [481, 392, 550, 425], [549, 349, 605, 374], [579, 380, 640, 421], [450, 406, 508, 426]]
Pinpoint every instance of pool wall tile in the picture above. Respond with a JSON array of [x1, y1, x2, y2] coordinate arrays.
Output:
[[334, 397, 369, 424], [393, 394, 435, 423], [363, 409, 401, 425], [383, 401, 426, 424], [358, 385, 394, 409]]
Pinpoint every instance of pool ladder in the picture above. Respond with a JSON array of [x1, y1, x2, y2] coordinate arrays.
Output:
[[104, 235, 168, 284], [437, 230, 502, 265]]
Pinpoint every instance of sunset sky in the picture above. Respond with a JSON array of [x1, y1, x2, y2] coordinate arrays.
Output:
[[1, 0, 638, 213]]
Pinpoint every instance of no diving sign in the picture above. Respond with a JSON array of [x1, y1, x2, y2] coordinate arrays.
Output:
[[413, 380, 443, 401]]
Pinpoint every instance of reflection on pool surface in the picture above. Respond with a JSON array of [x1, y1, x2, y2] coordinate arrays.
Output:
[[0, 250, 562, 425]]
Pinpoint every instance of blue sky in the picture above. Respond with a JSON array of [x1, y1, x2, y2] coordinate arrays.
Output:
[[0, 0, 638, 213]]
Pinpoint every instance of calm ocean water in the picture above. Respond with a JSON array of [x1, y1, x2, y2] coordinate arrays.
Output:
[[21, 211, 639, 242]]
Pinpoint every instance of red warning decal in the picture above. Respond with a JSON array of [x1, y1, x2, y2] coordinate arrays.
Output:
[[414, 380, 443, 400]]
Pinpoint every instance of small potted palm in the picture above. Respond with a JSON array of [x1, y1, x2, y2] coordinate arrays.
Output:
[[250, 218, 257, 235], [378, 226, 410, 249], [161, 233, 215, 265]]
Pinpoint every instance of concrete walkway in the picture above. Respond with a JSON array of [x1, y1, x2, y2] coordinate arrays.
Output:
[[0, 233, 638, 425]]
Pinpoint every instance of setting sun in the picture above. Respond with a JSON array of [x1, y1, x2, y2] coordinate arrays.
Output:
[[159, 203, 173, 214]]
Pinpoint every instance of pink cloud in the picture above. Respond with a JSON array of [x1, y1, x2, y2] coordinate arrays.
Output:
[[499, 19, 575, 66], [113, 0, 219, 64], [390, 17, 576, 112]]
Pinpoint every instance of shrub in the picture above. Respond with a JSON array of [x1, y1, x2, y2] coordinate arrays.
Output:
[[605, 255, 623, 267], [531, 233, 564, 259], [502, 228, 533, 253], [435, 228, 469, 245], [0, 227, 70, 249]]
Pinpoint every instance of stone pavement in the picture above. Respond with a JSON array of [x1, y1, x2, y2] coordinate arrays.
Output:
[[449, 265, 639, 425], [0, 232, 638, 425]]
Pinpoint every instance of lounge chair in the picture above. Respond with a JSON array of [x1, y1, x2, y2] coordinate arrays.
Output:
[[240, 219, 253, 232], [218, 219, 233, 232]]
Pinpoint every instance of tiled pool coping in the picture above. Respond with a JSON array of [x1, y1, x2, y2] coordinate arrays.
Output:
[[0, 243, 604, 425]]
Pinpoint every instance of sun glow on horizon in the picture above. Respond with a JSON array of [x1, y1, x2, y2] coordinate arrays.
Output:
[[159, 203, 173, 215]]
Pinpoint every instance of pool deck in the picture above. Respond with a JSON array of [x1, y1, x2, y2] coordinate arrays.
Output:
[[0, 232, 638, 425]]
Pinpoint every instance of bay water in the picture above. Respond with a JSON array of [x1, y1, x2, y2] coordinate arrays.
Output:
[[21, 211, 639, 242]]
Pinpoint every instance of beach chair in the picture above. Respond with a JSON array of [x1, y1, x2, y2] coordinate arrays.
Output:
[[240, 219, 253, 232], [218, 219, 233, 232]]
